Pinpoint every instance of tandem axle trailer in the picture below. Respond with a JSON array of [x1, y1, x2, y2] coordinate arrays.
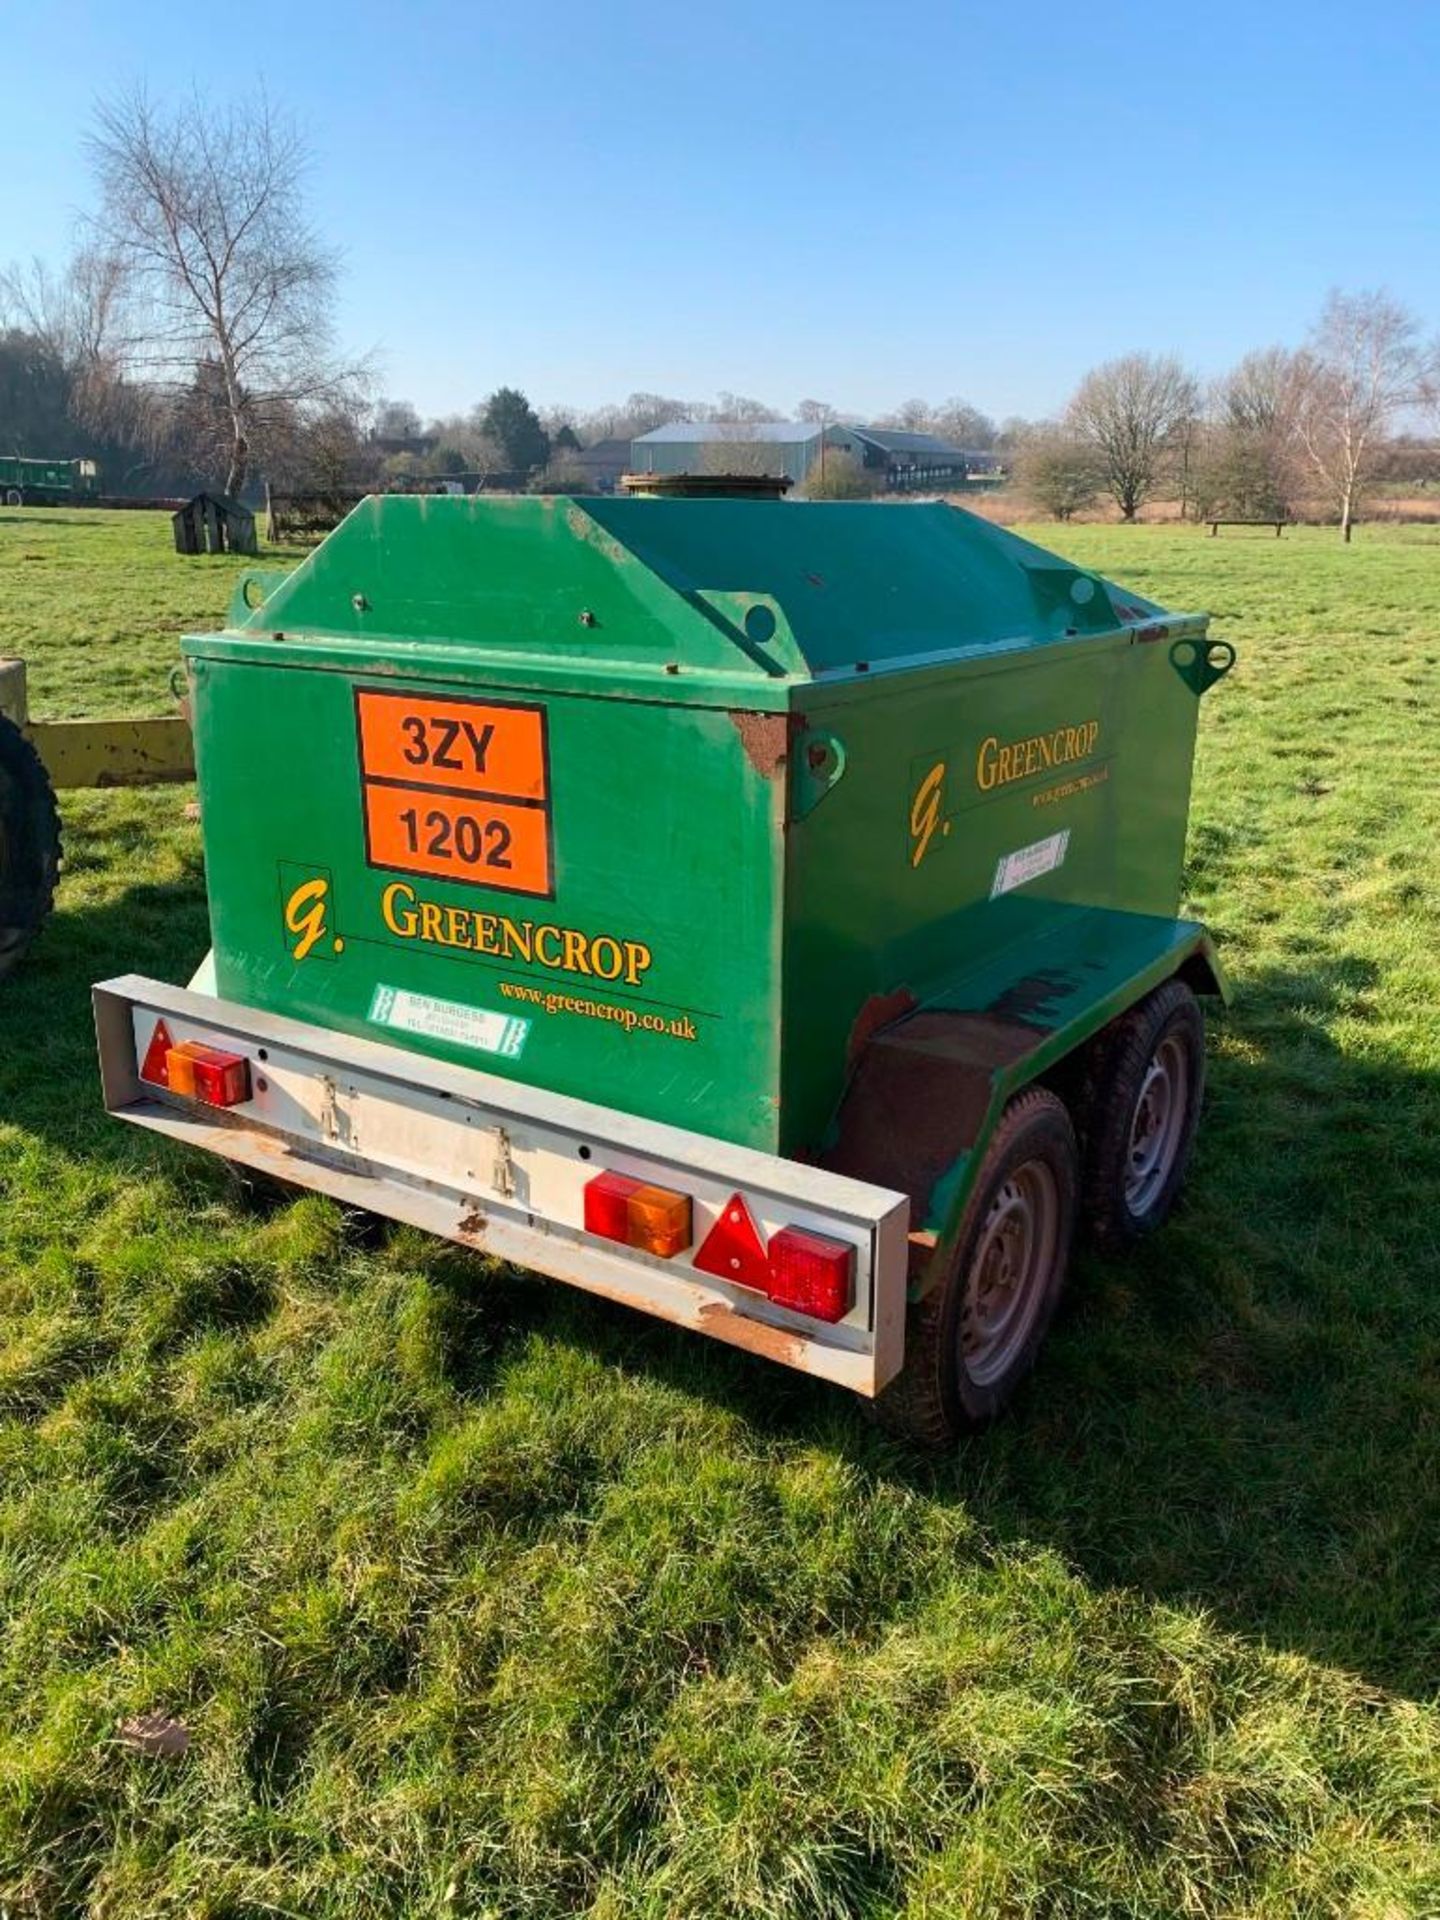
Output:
[[93, 492, 1235, 1442]]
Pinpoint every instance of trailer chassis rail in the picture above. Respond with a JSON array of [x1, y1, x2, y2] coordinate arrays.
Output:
[[94, 976, 910, 1395]]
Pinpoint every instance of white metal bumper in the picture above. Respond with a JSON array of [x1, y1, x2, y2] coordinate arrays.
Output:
[[94, 976, 910, 1395]]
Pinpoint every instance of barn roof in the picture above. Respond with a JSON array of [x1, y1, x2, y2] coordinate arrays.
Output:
[[844, 427, 974, 460], [633, 420, 823, 445]]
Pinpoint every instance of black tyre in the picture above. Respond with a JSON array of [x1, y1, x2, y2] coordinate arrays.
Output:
[[2, 488, 22, 508], [0, 712, 61, 982], [874, 1087, 1079, 1446], [1080, 978, 1205, 1256]]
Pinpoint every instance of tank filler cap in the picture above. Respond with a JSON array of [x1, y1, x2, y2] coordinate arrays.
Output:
[[618, 471, 793, 500]]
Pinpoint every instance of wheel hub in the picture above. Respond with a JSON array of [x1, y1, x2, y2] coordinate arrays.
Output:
[[961, 1160, 1059, 1388], [1124, 1033, 1189, 1214]]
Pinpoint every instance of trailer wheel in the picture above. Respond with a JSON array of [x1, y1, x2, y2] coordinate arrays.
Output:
[[874, 1087, 1078, 1445], [0, 712, 61, 982], [3, 488, 22, 507], [1080, 978, 1204, 1255]]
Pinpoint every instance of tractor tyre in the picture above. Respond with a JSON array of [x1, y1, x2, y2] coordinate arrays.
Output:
[[873, 1086, 1079, 1446], [0, 712, 61, 982], [1079, 978, 1205, 1257]]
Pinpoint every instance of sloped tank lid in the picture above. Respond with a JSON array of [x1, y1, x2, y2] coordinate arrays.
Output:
[[206, 494, 1200, 705]]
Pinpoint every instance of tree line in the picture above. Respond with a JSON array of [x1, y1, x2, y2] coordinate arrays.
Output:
[[2, 87, 1437, 536], [1016, 294, 1440, 539]]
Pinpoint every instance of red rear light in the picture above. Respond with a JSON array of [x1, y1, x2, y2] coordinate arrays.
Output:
[[583, 1170, 640, 1240], [766, 1226, 855, 1324], [583, 1171, 692, 1258], [165, 1041, 251, 1108]]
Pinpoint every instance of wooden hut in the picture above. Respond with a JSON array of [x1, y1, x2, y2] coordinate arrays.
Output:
[[172, 492, 258, 556]]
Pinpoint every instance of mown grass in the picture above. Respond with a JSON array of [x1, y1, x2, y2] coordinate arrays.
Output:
[[2, 508, 1439, 1917], [0, 507, 283, 718]]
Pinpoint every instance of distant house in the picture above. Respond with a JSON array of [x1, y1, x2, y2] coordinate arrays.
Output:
[[570, 437, 632, 493], [628, 420, 993, 493]]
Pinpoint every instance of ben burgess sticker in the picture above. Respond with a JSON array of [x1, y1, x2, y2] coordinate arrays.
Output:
[[991, 829, 1070, 899], [368, 983, 530, 1058]]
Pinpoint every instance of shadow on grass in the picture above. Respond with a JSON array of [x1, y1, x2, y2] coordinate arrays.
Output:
[[0, 829, 209, 1171], [8, 864, 1437, 1695], [429, 949, 1440, 1699]]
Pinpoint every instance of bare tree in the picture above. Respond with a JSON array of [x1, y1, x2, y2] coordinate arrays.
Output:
[[879, 398, 932, 432], [373, 397, 422, 440], [803, 448, 872, 499], [1013, 424, 1104, 521], [699, 422, 786, 476], [1221, 346, 1301, 438], [1066, 353, 1198, 520], [929, 397, 996, 450], [87, 86, 363, 494], [1291, 290, 1437, 541], [1191, 346, 1303, 522], [707, 392, 782, 424]]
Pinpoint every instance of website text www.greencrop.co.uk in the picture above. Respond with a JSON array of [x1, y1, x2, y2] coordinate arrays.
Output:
[[498, 978, 698, 1040]]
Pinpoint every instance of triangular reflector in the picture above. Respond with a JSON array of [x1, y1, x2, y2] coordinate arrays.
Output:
[[693, 1193, 770, 1290], [140, 1018, 173, 1086]]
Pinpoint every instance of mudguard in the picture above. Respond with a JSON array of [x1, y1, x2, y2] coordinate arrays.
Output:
[[821, 906, 1227, 1297]]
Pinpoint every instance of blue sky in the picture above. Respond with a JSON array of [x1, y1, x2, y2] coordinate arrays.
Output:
[[6, 0, 1438, 423]]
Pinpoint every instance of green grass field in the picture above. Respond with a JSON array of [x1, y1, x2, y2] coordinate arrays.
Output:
[[2, 508, 1439, 1918]]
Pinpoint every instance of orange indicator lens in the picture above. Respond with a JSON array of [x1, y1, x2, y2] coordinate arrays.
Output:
[[583, 1171, 692, 1258], [164, 1042, 251, 1108], [626, 1184, 692, 1258]]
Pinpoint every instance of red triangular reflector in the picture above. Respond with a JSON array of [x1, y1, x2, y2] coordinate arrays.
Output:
[[693, 1193, 770, 1290], [140, 1018, 173, 1086]]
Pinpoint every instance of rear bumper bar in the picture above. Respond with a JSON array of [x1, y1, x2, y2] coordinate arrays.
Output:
[[94, 976, 910, 1396]]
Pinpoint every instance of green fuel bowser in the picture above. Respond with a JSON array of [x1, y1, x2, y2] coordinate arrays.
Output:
[[95, 491, 1234, 1443]]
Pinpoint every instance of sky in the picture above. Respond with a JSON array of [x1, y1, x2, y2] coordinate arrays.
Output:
[[5, 0, 1439, 425]]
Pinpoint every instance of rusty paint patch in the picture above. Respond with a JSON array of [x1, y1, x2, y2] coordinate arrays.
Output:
[[728, 709, 789, 779], [846, 986, 919, 1067], [457, 1208, 488, 1238], [907, 1230, 941, 1291], [698, 1300, 807, 1368], [565, 502, 632, 565]]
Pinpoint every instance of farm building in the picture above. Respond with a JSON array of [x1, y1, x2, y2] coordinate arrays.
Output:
[[842, 427, 988, 491], [570, 437, 632, 493], [628, 421, 992, 492], [629, 421, 840, 489]]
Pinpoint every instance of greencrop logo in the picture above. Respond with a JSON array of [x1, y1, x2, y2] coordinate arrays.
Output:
[[281, 866, 344, 961], [909, 761, 949, 869], [976, 719, 1100, 792]]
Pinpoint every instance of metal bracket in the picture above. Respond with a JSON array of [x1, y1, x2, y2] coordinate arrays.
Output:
[[793, 729, 847, 818], [229, 570, 294, 628], [1170, 636, 1236, 695]]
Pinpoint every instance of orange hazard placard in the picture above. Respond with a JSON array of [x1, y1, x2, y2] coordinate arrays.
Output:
[[362, 782, 552, 895], [355, 688, 553, 897], [355, 689, 548, 801]]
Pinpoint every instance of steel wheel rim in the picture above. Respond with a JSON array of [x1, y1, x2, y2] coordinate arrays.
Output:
[[1124, 1032, 1189, 1215], [960, 1159, 1060, 1388]]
